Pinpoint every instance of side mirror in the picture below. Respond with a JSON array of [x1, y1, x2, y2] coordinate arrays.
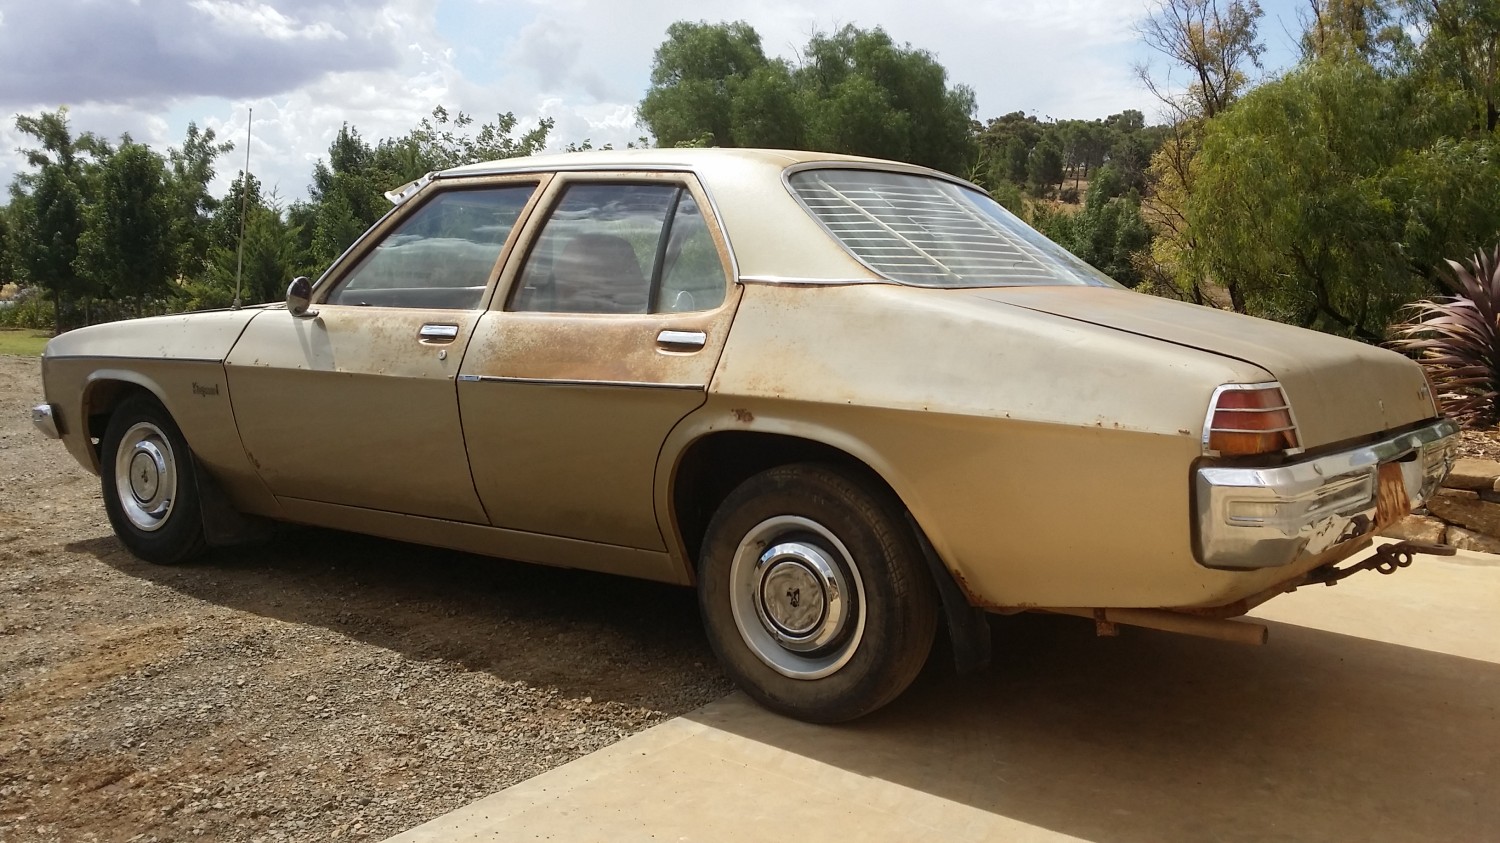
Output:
[[286, 277, 318, 319]]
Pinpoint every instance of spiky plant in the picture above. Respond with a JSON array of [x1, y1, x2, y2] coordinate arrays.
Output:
[[1389, 246, 1500, 428]]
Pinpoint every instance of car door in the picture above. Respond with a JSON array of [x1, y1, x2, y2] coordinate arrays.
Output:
[[226, 175, 546, 522], [458, 173, 739, 549]]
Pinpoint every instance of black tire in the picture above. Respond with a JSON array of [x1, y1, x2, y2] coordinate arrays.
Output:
[[697, 462, 939, 723], [99, 394, 207, 565]]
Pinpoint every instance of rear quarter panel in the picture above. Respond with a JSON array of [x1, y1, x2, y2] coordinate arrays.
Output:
[[675, 283, 1291, 609]]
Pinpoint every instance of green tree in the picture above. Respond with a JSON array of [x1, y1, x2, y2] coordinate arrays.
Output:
[[196, 174, 298, 309], [1028, 139, 1064, 197], [638, 21, 773, 147], [798, 25, 978, 174], [298, 110, 553, 272], [7, 109, 95, 330], [1398, 0, 1500, 131], [0, 204, 14, 287], [1002, 137, 1030, 184], [638, 21, 978, 175], [166, 123, 234, 281], [730, 63, 806, 148], [75, 143, 174, 301], [1187, 56, 1500, 339], [386, 106, 553, 175]]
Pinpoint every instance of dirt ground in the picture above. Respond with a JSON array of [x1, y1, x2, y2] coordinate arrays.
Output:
[[0, 356, 731, 842]]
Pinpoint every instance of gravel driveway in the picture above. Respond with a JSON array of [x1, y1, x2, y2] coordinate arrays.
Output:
[[0, 354, 732, 842]]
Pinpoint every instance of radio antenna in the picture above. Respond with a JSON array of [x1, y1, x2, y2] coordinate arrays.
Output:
[[232, 107, 252, 310]]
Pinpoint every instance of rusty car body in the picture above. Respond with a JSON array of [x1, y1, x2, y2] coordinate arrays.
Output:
[[33, 149, 1458, 721]]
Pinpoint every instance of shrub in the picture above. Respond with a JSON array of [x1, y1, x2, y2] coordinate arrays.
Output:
[[0, 286, 56, 331], [1389, 246, 1500, 427]]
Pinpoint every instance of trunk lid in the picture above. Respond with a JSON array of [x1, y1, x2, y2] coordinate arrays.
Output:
[[968, 286, 1437, 450]]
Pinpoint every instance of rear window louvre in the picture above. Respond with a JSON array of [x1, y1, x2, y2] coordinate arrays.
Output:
[[788, 169, 1114, 288]]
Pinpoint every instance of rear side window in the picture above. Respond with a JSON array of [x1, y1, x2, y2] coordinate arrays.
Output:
[[787, 169, 1120, 289], [511, 182, 727, 314]]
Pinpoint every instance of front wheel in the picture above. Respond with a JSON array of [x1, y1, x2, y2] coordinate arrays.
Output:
[[100, 395, 207, 565], [698, 463, 938, 723]]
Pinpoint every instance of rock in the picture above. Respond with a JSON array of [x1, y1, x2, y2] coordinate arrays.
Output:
[[1425, 488, 1500, 538], [1441, 458, 1500, 492], [1445, 526, 1500, 554], [1380, 514, 1447, 545]]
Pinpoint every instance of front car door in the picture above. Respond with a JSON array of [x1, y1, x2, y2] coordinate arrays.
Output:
[[458, 172, 739, 550], [226, 175, 546, 522]]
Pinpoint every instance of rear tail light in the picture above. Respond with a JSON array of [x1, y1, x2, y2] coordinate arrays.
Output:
[[1205, 383, 1300, 456]]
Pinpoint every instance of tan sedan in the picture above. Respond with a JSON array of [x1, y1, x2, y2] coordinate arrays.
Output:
[[33, 149, 1457, 722]]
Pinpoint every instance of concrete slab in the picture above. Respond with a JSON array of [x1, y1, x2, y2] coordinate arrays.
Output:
[[385, 546, 1500, 843]]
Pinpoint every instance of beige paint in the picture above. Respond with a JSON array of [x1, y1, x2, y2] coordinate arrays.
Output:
[[979, 285, 1435, 448], [459, 171, 741, 551], [40, 309, 281, 518], [283, 497, 685, 584], [220, 171, 549, 524], [225, 306, 490, 522], [36, 148, 1448, 620]]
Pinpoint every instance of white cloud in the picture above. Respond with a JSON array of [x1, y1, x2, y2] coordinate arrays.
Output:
[[186, 0, 347, 42], [2, 0, 1276, 208]]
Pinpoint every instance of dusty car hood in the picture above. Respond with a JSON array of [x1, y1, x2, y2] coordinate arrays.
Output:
[[43, 308, 268, 362], [967, 286, 1437, 450]]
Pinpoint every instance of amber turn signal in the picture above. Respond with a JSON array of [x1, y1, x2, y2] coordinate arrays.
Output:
[[1207, 385, 1299, 456]]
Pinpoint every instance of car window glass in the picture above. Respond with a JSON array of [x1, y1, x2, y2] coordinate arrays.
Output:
[[656, 193, 726, 313], [789, 169, 1121, 289], [327, 185, 535, 309], [512, 183, 685, 314]]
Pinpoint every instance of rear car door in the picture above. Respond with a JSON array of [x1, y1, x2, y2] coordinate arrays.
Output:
[[226, 176, 545, 522], [458, 172, 739, 549]]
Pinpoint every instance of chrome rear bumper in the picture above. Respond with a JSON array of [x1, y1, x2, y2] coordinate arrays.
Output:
[[1195, 419, 1459, 569], [32, 403, 60, 439]]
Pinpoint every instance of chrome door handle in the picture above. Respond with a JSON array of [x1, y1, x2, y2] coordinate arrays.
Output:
[[657, 330, 706, 349], [419, 323, 460, 342]]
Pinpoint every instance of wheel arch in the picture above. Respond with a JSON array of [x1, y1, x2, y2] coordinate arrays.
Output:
[[660, 412, 993, 674], [660, 422, 919, 582], [80, 371, 172, 472]]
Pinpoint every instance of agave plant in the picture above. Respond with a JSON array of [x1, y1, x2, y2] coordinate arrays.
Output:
[[1389, 246, 1500, 428]]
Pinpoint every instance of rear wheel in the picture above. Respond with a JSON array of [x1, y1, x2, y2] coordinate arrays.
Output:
[[100, 395, 206, 565], [698, 463, 938, 723]]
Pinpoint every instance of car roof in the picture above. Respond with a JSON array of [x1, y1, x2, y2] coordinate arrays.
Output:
[[438, 147, 957, 181]]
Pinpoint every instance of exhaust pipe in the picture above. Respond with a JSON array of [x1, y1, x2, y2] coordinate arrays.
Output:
[[1045, 607, 1269, 646]]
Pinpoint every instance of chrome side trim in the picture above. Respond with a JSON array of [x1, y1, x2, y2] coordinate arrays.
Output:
[[457, 374, 702, 390], [32, 403, 60, 439], [45, 354, 224, 364], [1194, 418, 1459, 569], [737, 275, 881, 286], [435, 162, 699, 179]]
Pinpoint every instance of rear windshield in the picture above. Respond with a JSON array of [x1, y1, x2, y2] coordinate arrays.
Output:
[[787, 168, 1120, 288]]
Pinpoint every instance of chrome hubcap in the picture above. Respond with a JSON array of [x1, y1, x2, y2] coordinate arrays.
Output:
[[114, 422, 177, 532], [729, 516, 865, 680]]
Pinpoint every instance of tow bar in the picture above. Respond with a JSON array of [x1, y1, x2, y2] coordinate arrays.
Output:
[[1304, 540, 1456, 587]]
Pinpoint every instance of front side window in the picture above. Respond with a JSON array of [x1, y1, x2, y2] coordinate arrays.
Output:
[[327, 184, 536, 309], [788, 168, 1121, 289], [512, 182, 727, 314]]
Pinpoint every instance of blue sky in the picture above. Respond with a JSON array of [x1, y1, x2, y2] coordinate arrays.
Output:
[[0, 0, 1310, 202]]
